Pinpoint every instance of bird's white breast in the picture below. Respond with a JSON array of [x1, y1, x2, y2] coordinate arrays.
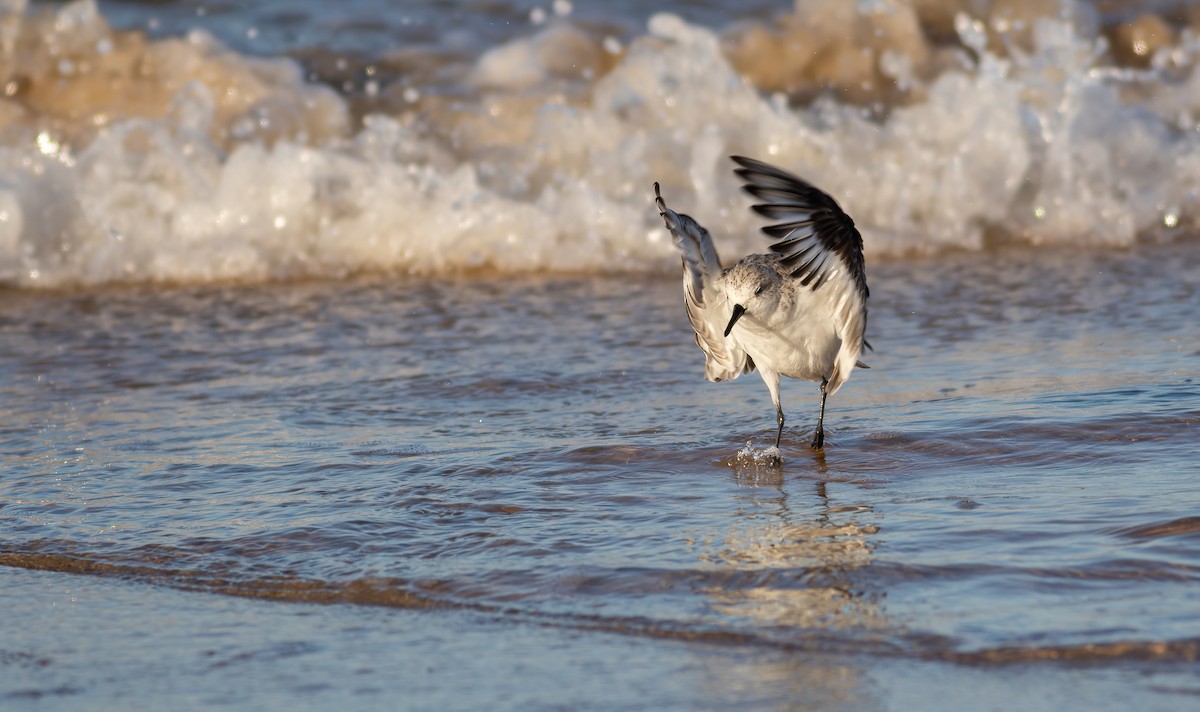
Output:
[[729, 287, 843, 381]]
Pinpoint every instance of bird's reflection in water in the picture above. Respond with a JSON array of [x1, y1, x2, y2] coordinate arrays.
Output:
[[715, 450, 883, 630], [691, 450, 888, 708]]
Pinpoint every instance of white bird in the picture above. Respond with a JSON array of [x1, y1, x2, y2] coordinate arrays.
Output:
[[654, 156, 869, 450]]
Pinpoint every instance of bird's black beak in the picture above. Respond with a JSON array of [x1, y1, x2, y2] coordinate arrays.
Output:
[[724, 304, 746, 337]]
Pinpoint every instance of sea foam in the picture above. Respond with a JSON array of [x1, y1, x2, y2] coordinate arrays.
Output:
[[0, 0, 1197, 288]]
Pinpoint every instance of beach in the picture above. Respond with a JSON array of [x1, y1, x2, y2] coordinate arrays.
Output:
[[3, 1, 1200, 709]]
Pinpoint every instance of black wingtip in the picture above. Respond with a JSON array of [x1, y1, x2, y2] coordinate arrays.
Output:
[[730, 154, 773, 175], [653, 182, 676, 230], [729, 155, 754, 181]]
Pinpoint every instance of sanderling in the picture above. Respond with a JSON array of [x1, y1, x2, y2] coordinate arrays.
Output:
[[655, 156, 869, 451]]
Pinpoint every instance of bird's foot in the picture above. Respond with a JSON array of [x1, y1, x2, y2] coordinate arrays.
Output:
[[810, 430, 824, 451]]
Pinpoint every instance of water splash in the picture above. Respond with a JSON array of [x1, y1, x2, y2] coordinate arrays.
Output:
[[731, 440, 785, 476]]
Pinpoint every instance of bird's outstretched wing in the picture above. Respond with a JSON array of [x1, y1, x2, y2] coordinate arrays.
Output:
[[654, 183, 754, 382], [731, 156, 868, 301], [732, 156, 869, 391]]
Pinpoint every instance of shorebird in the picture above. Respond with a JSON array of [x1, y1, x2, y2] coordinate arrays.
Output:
[[654, 156, 869, 451]]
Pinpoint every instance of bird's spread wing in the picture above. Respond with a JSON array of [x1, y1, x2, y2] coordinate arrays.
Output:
[[654, 183, 754, 382], [731, 156, 869, 390], [731, 156, 868, 302]]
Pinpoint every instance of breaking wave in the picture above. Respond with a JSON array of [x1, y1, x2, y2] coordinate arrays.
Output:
[[2, 0, 1199, 288]]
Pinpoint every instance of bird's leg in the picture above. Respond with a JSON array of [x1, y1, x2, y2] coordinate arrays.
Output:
[[774, 401, 785, 449], [812, 379, 828, 450], [761, 370, 784, 449]]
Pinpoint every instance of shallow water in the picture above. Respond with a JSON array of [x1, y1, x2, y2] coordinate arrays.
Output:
[[4, 243, 1199, 708], [5, 0, 1200, 707]]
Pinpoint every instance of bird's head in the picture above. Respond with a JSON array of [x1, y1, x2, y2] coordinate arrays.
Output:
[[722, 261, 781, 337]]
